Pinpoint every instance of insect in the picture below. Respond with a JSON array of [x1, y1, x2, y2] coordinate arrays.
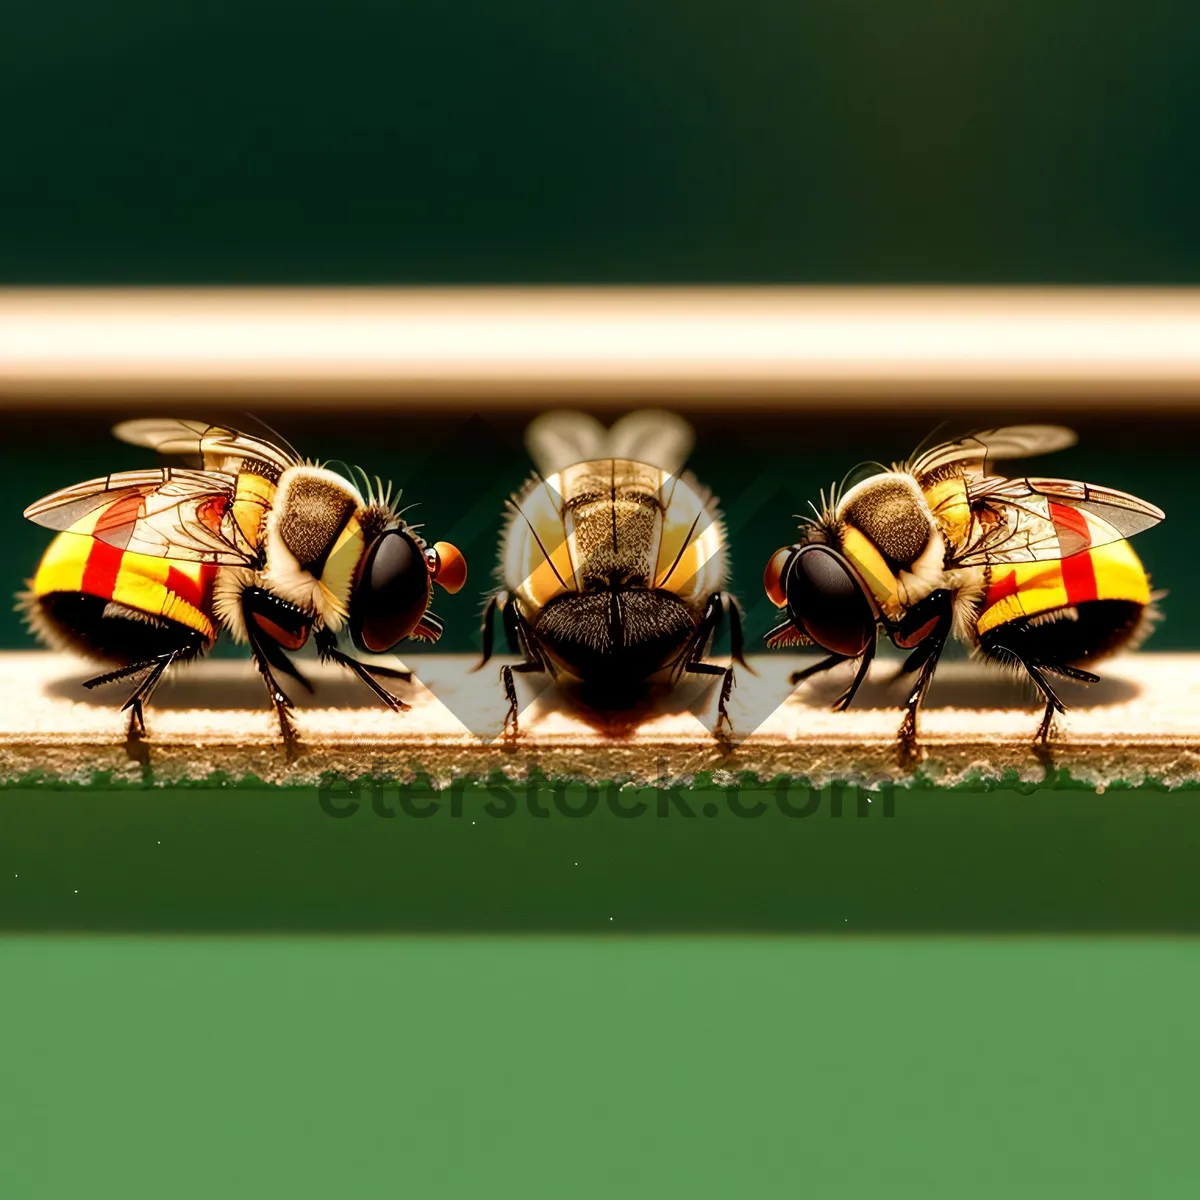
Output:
[[762, 426, 1164, 757], [21, 419, 467, 750], [479, 411, 745, 734]]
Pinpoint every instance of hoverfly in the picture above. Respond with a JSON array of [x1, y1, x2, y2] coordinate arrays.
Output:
[[21, 419, 467, 750], [763, 427, 1164, 756], [480, 411, 745, 734]]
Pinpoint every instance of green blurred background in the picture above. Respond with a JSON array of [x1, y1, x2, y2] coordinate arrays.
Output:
[[2, 0, 1199, 284], [5, 2, 1200, 1193]]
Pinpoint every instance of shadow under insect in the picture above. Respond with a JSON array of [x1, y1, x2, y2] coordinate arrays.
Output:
[[788, 657, 1140, 712], [45, 663, 396, 712]]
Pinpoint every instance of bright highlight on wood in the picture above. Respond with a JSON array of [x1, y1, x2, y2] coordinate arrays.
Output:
[[0, 651, 1196, 788], [4, 288, 1200, 405]]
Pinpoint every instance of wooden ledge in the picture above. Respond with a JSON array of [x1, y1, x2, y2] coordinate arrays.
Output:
[[4, 287, 1200, 406], [0, 651, 1196, 788]]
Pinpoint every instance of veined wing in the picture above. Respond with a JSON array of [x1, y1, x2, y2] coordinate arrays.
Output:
[[910, 426, 1077, 482], [504, 471, 577, 609], [113, 418, 299, 478], [525, 410, 694, 477], [953, 475, 1165, 567], [23, 467, 255, 565]]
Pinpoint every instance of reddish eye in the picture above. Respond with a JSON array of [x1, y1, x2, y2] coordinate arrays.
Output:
[[426, 540, 468, 594], [764, 546, 794, 608], [351, 531, 431, 653]]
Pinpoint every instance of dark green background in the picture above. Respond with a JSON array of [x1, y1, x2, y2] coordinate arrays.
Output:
[[2, 0, 1200, 283], [5, 782, 1200, 934]]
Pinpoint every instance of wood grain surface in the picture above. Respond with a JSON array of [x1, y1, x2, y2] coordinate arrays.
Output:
[[1, 650, 1195, 787]]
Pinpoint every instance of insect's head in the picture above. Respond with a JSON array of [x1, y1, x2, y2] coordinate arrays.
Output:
[[764, 541, 877, 657], [349, 530, 467, 653]]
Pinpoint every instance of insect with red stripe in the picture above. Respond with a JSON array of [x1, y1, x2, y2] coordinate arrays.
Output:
[[762, 427, 1165, 759], [21, 419, 467, 752]]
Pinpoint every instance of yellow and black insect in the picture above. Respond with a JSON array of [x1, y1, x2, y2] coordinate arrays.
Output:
[[21, 419, 467, 749], [480, 411, 744, 734], [763, 427, 1164, 753]]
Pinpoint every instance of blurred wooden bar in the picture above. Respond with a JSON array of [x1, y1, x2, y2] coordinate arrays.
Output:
[[3, 287, 1200, 410]]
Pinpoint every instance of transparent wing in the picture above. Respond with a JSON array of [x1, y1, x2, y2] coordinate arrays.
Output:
[[113, 418, 299, 476], [910, 426, 1078, 481], [524, 412, 610, 477], [654, 468, 726, 601], [953, 475, 1165, 567], [23, 467, 254, 565], [606, 411, 694, 475], [524, 410, 694, 476]]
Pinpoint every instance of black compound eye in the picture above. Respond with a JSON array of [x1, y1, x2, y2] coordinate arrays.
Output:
[[351, 531, 431, 653], [785, 544, 875, 657]]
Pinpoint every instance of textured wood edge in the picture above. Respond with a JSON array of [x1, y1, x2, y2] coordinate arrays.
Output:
[[3, 737, 1200, 791], [1, 652, 1198, 789]]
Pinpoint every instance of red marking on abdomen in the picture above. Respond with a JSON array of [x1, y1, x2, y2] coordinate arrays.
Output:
[[166, 564, 217, 612], [80, 541, 123, 603], [985, 570, 1019, 607], [1060, 549, 1099, 606]]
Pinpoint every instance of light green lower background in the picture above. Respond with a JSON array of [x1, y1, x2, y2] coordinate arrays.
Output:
[[2, 936, 1197, 1197]]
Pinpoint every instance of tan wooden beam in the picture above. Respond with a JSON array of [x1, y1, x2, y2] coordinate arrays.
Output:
[[3, 288, 1200, 408]]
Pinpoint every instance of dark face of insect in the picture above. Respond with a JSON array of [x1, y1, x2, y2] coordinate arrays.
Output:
[[534, 590, 696, 694], [783, 544, 876, 657], [349, 530, 431, 653]]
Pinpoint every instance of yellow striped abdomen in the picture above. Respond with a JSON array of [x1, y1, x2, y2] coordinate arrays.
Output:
[[978, 537, 1150, 637], [32, 528, 218, 644]]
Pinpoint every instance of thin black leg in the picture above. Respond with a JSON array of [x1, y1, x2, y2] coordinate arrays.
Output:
[[885, 636, 941, 687], [358, 662, 413, 683], [477, 594, 500, 669], [1020, 659, 1068, 745], [1033, 659, 1101, 745], [896, 624, 950, 765], [724, 592, 748, 668], [981, 621, 1100, 747], [245, 631, 299, 754], [83, 659, 162, 691], [502, 659, 547, 736], [681, 592, 742, 735], [789, 653, 850, 688], [1044, 662, 1101, 685], [833, 639, 877, 712], [315, 629, 411, 713], [502, 593, 524, 654], [477, 591, 524, 674], [501, 602, 546, 737], [685, 659, 736, 735], [82, 634, 204, 739], [119, 652, 178, 734], [257, 654, 298, 753]]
